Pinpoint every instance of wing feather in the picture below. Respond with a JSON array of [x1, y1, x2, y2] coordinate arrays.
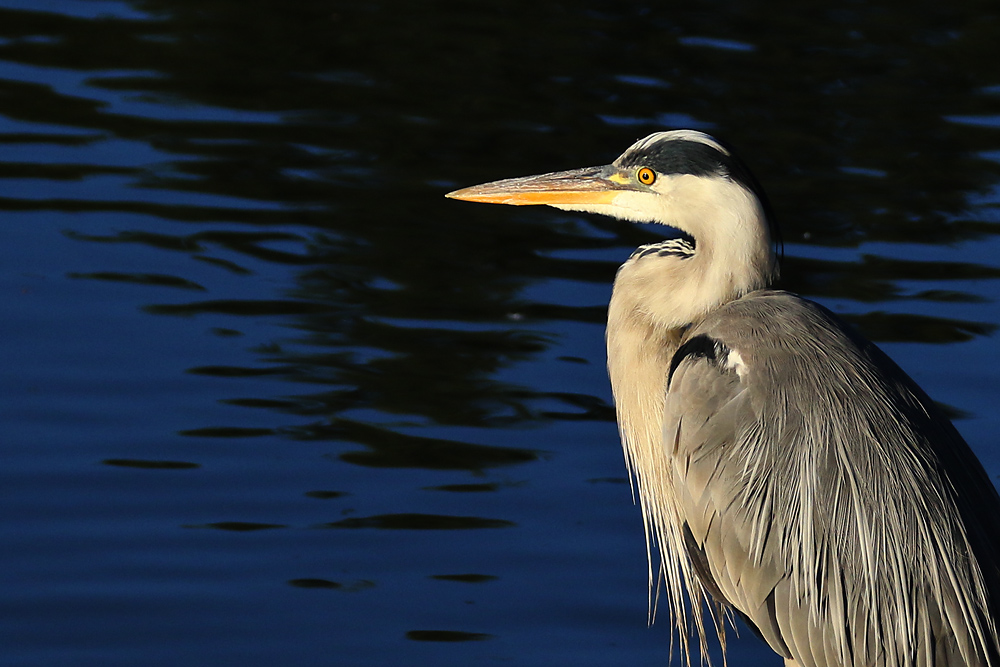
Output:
[[657, 291, 1000, 666]]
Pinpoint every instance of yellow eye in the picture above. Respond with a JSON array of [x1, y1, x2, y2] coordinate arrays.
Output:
[[637, 167, 656, 185]]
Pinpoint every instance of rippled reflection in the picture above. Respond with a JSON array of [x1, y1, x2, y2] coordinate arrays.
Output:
[[3, 1, 999, 665]]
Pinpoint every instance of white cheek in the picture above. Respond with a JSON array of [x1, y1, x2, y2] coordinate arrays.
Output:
[[550, 202, 620, 217], [604, 191, 675, 225], [550, 194, 667, 224]]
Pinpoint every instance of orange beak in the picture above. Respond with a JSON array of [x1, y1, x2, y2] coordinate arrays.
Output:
[[446, 166, 633, 206]]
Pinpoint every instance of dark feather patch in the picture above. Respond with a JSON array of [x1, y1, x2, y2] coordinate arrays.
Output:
[[682, 521, 731, 606], [630, 237, 696, 261], [682, 523, 772, 648], [619, 140, 729, 179], [668, 334, 727, 387]]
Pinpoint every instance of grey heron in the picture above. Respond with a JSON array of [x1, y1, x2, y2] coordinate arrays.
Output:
[[446, 130, 1000, 667]]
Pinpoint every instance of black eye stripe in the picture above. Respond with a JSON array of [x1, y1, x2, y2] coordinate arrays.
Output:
[[619, 140, 729, 178]]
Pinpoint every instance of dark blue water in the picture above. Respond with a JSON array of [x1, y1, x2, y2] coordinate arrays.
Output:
[[2, 2, 1000, 665]]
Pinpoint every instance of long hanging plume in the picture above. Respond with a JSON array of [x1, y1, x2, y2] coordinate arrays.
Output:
[[448, 130, 1000, 667]]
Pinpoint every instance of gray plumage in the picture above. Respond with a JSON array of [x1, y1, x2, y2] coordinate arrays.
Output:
[[665, 292, 1000, 666], [447, 130, 1000, 666]]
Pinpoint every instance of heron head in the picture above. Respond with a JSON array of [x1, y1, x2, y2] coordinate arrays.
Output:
[[447, 130, 780, 320], [448, 130, 764, 219]]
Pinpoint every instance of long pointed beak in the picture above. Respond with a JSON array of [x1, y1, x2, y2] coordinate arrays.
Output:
[[446, 165, 633, 206]]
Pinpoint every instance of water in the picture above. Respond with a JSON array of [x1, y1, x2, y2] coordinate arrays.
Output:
[[2, 2, 999, 665]]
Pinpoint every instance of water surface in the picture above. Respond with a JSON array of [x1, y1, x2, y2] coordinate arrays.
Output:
[[2, 2, 1000, 665]]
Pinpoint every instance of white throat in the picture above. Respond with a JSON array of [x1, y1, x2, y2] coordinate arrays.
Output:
[[609, 174, 774, 333]]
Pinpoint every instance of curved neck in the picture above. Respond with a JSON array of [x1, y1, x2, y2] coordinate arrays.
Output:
[[609, 176, 774, 336]]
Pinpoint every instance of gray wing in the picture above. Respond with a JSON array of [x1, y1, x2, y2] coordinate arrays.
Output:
[[663, 291, 1000, 667]]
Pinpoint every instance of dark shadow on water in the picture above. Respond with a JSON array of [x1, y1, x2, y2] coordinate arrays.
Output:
[[0, 2, 995, 484], [184, 521, 287, 531], [0, 0, 993, 463], [102, 458, 200, 470], [405, 630, 493, 642], [287, 578, 342, 589], [310, 420, 537, 471], [430, 574, 499, 583], [319, 513, 516, 530]]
